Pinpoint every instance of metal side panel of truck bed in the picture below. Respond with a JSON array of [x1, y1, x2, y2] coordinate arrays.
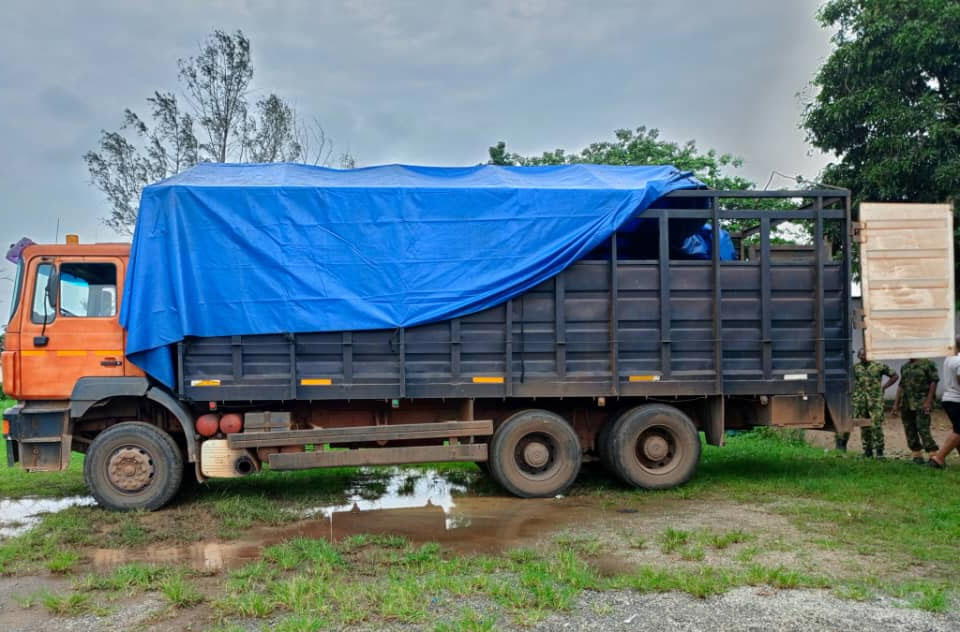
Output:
[[178, 190, 852, 418]]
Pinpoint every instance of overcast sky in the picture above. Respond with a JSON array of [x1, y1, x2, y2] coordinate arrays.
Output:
[[0, 0, 835, 313]]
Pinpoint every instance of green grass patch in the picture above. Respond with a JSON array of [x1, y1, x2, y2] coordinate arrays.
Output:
[[159, 574, 204, 608], [45, 550, 81, 574], [0, 452, 86, 498], [75, 563, 176, 592], [31, 589, 109, 617]]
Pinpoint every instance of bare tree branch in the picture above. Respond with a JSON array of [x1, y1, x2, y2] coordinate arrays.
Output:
[[84, 29, 354, 233]]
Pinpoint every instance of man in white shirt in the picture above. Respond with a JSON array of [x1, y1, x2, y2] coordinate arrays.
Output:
[[929, 336, 960, 468]]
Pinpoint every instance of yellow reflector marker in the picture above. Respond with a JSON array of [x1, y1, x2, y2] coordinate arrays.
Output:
[[472, 376, 504, 384], [21, 350, 45, 357], [190, 379, 221, 387], [94, 350, 123, 356], [628, 375, 661, 382], [56, 350, 87, 357], [300, 378, 332, 386]]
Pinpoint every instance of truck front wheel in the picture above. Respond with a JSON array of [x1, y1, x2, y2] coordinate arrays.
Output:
[[84, 422, 184, 511], [488, 409, 581, 498], [608, 404, 700, 490]]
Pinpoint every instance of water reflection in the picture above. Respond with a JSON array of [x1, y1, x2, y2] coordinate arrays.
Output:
[[0, 496, 96, 537], [91, 467, 589, 571]]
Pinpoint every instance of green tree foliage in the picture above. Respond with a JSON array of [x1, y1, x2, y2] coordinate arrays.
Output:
[[489, 127, 803, 241], [488, 126, 754, 190], [802, 0, 960, 207], [85, 30, 351, 234]]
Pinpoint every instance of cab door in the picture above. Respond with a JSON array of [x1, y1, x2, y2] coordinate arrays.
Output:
[[18, 256, 127, 399]]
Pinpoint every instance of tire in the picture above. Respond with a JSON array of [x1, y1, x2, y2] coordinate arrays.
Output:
[[608, 404, 700, 490], [488, 409, 581, 498], [84, 422, 184, 511]]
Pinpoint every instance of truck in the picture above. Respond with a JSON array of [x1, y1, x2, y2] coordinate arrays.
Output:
[[2, 163, 952, 511]]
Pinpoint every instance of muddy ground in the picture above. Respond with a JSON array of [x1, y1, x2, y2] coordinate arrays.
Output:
[[0, 416, 958, 631]]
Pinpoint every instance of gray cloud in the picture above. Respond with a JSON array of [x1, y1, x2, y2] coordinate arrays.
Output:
[[0, 0, 834, 317]]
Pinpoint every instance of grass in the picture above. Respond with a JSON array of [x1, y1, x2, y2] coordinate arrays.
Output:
[[0, 428, 958, 624], [0, 452, 87, 498], [594, 428, 960, 570], [159, 574, 204, 608]]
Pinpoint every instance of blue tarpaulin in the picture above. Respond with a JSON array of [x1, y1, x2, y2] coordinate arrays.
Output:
[[679, 223, 736, 261], [120, 163, 702, 386]]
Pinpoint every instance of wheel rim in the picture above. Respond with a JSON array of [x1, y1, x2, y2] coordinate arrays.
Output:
[[107, 445, 156, 493], [513, 432, 558, 479], [634, 423, 682, 475]]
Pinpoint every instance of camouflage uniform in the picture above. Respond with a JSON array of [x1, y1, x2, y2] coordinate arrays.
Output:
[[898, 359, 939, 453], [853, 360, 895, 456]]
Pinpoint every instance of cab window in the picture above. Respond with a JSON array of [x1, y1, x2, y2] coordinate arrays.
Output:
[[59, 263, 117, 318], [30, 263, 56, 325]]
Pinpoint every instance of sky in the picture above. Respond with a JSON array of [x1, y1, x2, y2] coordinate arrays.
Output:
[[0, 0, 836, 314]]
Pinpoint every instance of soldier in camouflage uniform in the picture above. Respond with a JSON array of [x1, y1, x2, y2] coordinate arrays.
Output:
[[893, 358, 939, 464], [847, 348, 898, 458]]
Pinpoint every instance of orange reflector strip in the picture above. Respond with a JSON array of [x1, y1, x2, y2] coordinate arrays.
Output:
[[94, 350, 124, 356], [628, 375, 661, 382], [190, 379, 221, 387], [300, 378, 332, 386], [56, 350, 87, 357], [472, 376, 504, 384], [2, 420, 8, 436], [21, 350, 45, 357]]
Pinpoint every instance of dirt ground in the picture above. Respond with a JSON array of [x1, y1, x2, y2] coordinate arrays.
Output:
[[1, 422, 958, 631], [806, 410, 956, 457], [1, 492, 955, 631]]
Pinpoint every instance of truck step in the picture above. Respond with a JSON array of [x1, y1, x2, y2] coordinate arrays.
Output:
[[269, 443, 487, 470], [227, 419, 493, 449]]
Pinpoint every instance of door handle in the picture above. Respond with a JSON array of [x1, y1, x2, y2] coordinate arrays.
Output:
[[100, 357, 122, 367]]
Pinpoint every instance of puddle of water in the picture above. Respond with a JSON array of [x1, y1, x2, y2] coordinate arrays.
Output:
[[91, 467, 604, 572], [0, 496, 96, 537]]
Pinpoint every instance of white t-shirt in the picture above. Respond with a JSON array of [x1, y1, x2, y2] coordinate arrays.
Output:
[[941, 355, 960, 403]]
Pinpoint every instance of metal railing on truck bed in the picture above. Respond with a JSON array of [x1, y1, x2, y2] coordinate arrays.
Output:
[[177, 188, 851, 419]]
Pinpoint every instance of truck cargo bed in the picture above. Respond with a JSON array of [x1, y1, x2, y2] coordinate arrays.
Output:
[[177, 190, 851, 420]]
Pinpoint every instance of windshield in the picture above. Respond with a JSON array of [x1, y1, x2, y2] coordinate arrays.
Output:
[[7, 260, 23, 323]]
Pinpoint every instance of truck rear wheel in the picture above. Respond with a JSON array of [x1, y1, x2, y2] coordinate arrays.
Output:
[[84, 422, 184, 511], [608, 404, 700, 490], [488, 409, 581, 498]]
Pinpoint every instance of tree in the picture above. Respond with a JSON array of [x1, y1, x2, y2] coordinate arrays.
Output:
[[85, 30, 352, 234], [488, 127, 802, 241], [489, 127, 755, 190], [802, 0, 960, 208]]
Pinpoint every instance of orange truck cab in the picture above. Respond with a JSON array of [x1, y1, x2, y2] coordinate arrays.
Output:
[[3, 241, 144, 469], [3, 240, 200, 491]]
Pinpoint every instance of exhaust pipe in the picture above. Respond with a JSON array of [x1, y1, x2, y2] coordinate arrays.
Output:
[[200, 439, 260, 478]]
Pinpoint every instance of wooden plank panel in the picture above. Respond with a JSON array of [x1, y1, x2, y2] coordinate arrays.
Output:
[[861, 202, 954, 360]]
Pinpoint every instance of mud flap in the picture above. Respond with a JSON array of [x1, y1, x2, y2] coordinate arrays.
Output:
[[703, 395, 724, 447]]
